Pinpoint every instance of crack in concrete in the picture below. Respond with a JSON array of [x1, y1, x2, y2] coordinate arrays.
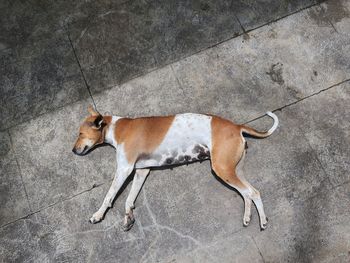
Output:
[[141, 188, 201, 246], [245, 1, 324, 34], [170, 64, 186, 98], [139, 229, 159, 263], [251, 235, 266, 263], [244, 78, 350, 125], [64, 25, 98, 111], [0, 182, 106, 229], [7, 130, 33, 213]]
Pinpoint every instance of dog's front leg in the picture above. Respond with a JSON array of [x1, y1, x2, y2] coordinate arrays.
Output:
[[89, 156, 134, 224], [123, 168, 150, 231]]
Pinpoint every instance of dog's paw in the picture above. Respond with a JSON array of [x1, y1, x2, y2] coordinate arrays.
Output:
[[122, 213, 135, 231], [260, 217, 268, 231], [89, 211, 103, 224], [243, 215, 251, 227]]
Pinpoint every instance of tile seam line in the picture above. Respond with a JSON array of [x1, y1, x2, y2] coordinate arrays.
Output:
[[0, 96, 88, 133], [251, 235, 266, 263], [170, 64, 187, 98], [88, 0, 323, 94], [0, 182, 107, 229], [243, 0, 325, 34], [64, 25, 98, 111], [318, 2, 339, 33], [7, 130, 33, 213], [243, 78, 350, 125], [0, 0, 324, 132]]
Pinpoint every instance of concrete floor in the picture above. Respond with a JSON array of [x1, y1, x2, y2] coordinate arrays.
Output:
[[0, 0, 349, 262]]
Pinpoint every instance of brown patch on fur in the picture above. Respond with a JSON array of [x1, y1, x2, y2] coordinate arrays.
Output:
[[114, 116, 175, 163], [210, 116, 246, 189]]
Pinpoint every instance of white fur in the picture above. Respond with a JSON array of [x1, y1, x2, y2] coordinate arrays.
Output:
[[266, 111, 279, 135], [135, 113, 212, 169], [105, 116, 121, 147]]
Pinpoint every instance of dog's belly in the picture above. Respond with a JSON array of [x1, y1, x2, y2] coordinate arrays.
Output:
[[135, 113, 212, 169], [135, 143, 210, 168]]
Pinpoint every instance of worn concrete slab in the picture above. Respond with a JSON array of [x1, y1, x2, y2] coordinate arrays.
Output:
[[0, 132, 31, 226], [0, 28, 88, 131], [148, 0, 242, 67], [93, 65, 188, 116], [219, 5, 348, 98], [233, 0, 319, 31], [67, 0, 242, 93], [0, 219, 43, 263], [171, 47, 294, 123], [1, 0, 336, 128], [0, 1, 58, 52], [168, 235, 263, 263], [64, 0, 322, 94], [171, 5, 349, 123], [0, 183, 149, 263], [250, 183, 350, 262], [67, 0, 157, 93], [286, 82, 350, 187], [317, 0, 350, 33], [10, 100, 116, 211]]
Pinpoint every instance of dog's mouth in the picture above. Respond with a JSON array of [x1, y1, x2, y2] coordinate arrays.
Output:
[[72, 145, 89, 156]]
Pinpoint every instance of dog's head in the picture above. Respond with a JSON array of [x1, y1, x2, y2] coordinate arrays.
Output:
[[72, 105, 106, 156]]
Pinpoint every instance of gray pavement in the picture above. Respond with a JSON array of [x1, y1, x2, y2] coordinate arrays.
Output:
[[1, 0, 349, 262]]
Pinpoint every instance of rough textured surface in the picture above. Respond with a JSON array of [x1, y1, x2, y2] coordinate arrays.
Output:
[[1, 0, 350, 262], [67, 0, 243, 93], [1, 0, 323, 128], [233, 0, 320, 30], [0, 132, 31, 226], [0, 28, 88, 130]]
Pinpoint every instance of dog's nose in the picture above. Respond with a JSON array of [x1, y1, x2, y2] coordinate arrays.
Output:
[[72, 148, 77, 154]]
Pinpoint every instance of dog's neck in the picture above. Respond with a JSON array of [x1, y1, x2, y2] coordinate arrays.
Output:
[[104, 115, 122, 147]]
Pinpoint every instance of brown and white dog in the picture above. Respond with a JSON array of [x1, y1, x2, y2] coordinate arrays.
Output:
[[72, 106, 278, 231]]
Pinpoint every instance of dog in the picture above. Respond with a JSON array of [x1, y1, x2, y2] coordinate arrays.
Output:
[[72, 105, 278, 231]]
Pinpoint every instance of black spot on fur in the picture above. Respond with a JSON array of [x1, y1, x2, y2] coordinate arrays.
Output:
[[192, 145, 205, 154], [198, 152, 208, 160], [165, 158, 174, 164], [184, 155, 191, 161], [193, 144, 210, 160]]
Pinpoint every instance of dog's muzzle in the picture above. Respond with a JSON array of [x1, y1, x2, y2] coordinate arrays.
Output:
[[72, 146, 88, 156]]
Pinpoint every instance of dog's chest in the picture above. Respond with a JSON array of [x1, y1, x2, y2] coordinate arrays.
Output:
[[135, 113, 212, 168]]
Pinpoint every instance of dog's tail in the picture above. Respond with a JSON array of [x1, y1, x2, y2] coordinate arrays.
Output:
[[240, 111, 279, 138]]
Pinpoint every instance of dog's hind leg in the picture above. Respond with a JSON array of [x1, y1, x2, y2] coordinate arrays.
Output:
[[123, 168, 150, 231], [235, 149, 253, 227], [211, 137, 268, 230]]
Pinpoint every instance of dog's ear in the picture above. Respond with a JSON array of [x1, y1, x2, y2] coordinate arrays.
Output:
[[93, 114, 104, 129], [88, 105, 99, 116]]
